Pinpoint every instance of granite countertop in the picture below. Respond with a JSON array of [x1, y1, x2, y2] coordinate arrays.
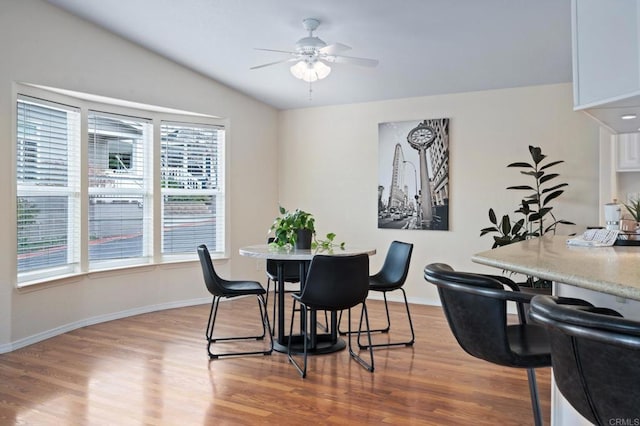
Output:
[[472, 235, 640, 301]]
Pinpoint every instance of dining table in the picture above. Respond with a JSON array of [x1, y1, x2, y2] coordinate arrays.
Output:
[[239, 244, 376, 354]]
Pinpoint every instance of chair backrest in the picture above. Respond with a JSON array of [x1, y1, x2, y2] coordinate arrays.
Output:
[[298, 254, 369, 311], [197, 244, 227, 297], [423, 263, 522, 367], [375, 241, 413, 286], [529, 295, 640, 424], [266, 237, 300, 281]]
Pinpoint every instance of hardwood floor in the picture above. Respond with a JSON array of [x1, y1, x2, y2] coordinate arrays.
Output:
[[0, 296, 550, 425]]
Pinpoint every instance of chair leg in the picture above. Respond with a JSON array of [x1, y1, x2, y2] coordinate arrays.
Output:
[[348, 303, 374, 372], [207, 295, 273, 359], [205, 295, 220, 342], [357, 288, 415, 348], [369, 292, 392, 333], [287, 299, 308, 378], [526, 368, 543, 426]]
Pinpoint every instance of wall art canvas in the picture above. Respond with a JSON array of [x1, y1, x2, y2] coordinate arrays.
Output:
[[378, 118, 449, 230]]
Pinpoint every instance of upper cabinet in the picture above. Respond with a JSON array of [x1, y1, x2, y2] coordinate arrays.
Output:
[[617, 133, 640, 171], [572, 0, 640, 133]]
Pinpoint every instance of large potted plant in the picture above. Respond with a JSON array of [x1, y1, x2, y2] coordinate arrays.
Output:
[[480, 145, 575, 290]]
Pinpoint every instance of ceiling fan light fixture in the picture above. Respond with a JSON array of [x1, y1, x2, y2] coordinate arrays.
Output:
[[314, 61, 331, 79], [290, 60, 331, 82]]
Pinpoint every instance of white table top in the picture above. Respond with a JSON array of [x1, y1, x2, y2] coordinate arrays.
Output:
[[472, 235, 640, 301], [239, 244, 376, 260]]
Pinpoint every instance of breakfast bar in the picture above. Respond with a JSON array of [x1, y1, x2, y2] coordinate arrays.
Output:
[[472, 235, 640, 425]]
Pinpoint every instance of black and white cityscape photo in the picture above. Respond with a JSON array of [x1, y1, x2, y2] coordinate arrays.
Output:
[[378, 118, 449, 230]]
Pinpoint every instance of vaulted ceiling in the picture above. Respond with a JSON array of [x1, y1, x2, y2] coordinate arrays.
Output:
[[46, 0, 572, 110]]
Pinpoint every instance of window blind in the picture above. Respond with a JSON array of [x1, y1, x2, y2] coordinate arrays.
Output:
[[88, 111, 152, 267], [160, 122, 225, 256], [16, 96, 81, 280]]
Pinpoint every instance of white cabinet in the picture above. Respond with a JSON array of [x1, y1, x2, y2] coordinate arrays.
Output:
[[572, 0, 640, 109], [617, 133, 640, 171]]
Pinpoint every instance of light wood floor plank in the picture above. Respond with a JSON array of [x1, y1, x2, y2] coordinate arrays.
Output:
[[0, 297, 550, 425]]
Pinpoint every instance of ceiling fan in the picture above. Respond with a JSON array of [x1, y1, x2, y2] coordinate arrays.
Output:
[[250, 18, 379, 83]]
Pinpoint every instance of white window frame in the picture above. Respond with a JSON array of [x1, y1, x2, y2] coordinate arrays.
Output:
[[160, 121, 226, 261], [13, 84, 228, 287]]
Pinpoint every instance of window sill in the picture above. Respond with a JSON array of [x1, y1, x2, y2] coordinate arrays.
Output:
[[15, 254, 229, 293]]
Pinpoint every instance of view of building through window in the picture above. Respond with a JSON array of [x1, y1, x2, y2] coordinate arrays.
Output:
[[161, 123, 223, 255]]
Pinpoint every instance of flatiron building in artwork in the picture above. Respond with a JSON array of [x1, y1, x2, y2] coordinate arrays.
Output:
[[378, 118, 449, 231]]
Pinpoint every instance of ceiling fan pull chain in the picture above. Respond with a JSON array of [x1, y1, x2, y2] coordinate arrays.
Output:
[[308, 81, 313, 101]]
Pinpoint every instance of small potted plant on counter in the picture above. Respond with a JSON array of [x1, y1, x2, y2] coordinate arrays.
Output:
[[480, 145, 575, 292]]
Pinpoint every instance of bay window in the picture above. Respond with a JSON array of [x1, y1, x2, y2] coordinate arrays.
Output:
[[15, 90, 226, 285]]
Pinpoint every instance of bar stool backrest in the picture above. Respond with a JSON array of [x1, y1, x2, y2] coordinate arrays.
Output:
[[529, 295, 640, 425]]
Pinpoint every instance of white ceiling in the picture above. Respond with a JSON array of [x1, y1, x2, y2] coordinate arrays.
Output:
[[45, 0, 573, 110]]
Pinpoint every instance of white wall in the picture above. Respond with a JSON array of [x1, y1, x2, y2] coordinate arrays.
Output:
[[0, 2, 601, 351], [278, 83, 600, 305], [0, 1, 279, 350]]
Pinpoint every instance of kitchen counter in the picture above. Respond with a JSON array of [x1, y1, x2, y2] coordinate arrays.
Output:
[[472, 234, 640, 426], [472, 235, 640, 301]]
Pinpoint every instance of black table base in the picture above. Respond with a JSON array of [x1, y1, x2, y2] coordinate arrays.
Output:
[[274, 334, 346, 354]]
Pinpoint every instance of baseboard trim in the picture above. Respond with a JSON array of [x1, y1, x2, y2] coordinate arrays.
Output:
[[1, 297, 210, 354], [1, 295, 443, 354]]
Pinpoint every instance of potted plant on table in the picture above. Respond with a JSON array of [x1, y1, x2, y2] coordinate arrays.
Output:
[[480, 145, 575, 292], [269, 206, 345, 250], [270, 206, 316, 249]]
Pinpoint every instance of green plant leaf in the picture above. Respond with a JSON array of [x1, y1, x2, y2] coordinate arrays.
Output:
[[529, 146, 545, 164], [279, 206, 286, 215], [512, 219, 525, 235], [480, 227, 498, 236], [539, 173, 559, 184], [507, 162, 532, 168], [489, 208, 497, 225], [529, 207, 552, 222], [507, 185, 535, 191], [539, 160, 564, 171], [542, 190, 563, 206], [624, 199, 640, 221], [500, 215, 511, 234], [541, 183, 568, 194]]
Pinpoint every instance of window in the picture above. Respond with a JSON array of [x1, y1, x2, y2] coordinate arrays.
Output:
[[88, 112, 152, 267], [15, 90, 226, 285], [161, 122, 225, 256], [16, 96, 81, 280]]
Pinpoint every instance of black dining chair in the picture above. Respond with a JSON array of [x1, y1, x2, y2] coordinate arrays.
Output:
[[528, 295, 640, 425], [265, 238, 329, 337], [197, 244, 273, 359], [424, 263, 551, 426], [287, 254, 374, 378], [361, 240, 414, 348]]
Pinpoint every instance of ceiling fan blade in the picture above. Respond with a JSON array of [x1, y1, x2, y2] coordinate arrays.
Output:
[[319, 42, 352, 55], [327, 55, 379, 67], [250, 58, 298, 70], [254, 47, 297, 55]]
